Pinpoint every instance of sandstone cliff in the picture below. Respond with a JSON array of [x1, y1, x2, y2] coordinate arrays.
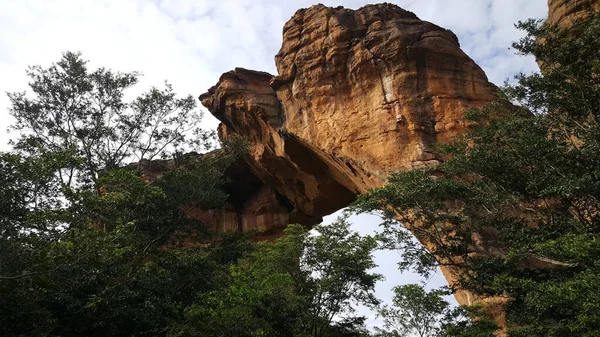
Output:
[[199, 4, 497, 237], [547, 0, 599, 28], [192, 3, 504, 319], [196, 0, 599, 240]]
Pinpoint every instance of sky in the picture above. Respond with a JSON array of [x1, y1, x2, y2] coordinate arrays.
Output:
[[0, 0, 549, 329]]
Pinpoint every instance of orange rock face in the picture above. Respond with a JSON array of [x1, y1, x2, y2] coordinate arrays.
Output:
[[199, 4, 498, 235], [547, 0, 599, 28], [273, 4, 496, 173]]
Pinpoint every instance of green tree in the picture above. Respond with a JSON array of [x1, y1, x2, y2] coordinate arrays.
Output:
[[353, 12, 600, 337], [168, 219, 382, 337], [0, 153, 247, 336], [0, 52, 243, 337], [299, 218, 382, 337], [376, 284, 452, 337], [7, 51, 214, 191], [1, 51, 374, 337], [0, 52, 381, 337], [374, 284, 495, 337]]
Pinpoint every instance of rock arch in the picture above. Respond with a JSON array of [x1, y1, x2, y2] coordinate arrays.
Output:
[[168, 0, 592, 327]]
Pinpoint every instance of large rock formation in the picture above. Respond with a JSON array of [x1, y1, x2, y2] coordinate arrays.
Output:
[[150, 1, 600, 333], [195, 2, 502, 319], [199, 4, 497, 237], [186, 0, 594, 327], [196, 0, 600, 240]]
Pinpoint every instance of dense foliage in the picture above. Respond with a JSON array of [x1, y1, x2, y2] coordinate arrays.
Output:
[[374, 285, 496, 337], [168, 220, 381, 337], [0, 53, 384, 337], [353, 13, 600, 337]]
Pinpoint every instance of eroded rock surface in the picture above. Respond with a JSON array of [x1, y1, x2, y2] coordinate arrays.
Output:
[[547, 0, 599, 28], [199, 4, 498, 234], [135, 153, 321, 240], [272, 4, 496, 174]]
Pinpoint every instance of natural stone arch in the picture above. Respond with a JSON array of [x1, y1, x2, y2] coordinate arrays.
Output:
[[159, 1, 591, 331], [197, 2, 499, 310]]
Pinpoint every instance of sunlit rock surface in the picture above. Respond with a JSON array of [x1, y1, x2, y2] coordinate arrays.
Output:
[[198, 3, 497, 236]]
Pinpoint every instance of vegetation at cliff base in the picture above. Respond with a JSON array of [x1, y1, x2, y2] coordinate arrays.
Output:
[[0, 53, 385, 337]]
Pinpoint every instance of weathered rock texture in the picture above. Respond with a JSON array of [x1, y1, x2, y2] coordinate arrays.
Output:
[[196, 0, 600, 244], [547, 0, 599, 28], [135, 154, 321, 241], [199, 3, 497, 234]]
